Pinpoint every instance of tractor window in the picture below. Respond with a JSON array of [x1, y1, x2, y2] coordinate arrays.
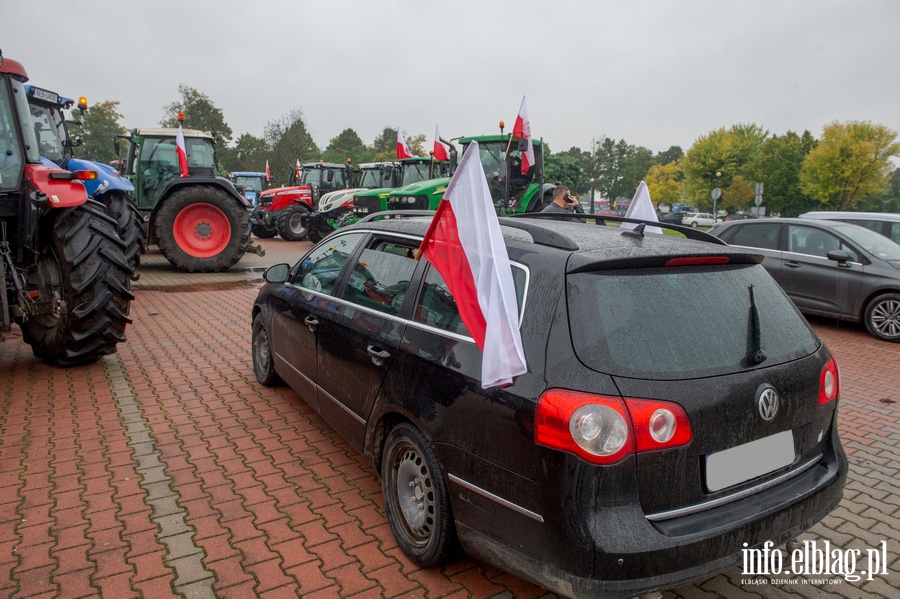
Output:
[[234, 176, 264, 193], [0, 80, 26, 190], [302, 169, 323, 187], [185, 138, 215, 169], [28, 103, 67, 165], [401, 162, 431, 186]]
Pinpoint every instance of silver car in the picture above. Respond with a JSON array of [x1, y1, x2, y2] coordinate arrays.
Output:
[[709, 218, 900, 342]]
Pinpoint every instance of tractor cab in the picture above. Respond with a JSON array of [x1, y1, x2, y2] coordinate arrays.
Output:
[[0, 55, 38, 196], [459, 134, 543, 208], [289, 161, 353, 202], [357, 162, 399, 189], [230, 171, 270, 207], [118, 128, 218, 210], [399, 157, 450, 186], [23, 86, 85, 168]]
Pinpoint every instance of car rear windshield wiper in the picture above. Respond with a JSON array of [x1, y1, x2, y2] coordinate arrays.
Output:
[[747, 285, 768, 366]]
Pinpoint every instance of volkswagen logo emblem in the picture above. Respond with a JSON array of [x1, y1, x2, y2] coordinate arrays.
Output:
[[757, 385, 779, 421]]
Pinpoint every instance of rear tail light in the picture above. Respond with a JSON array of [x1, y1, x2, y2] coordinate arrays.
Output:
[[818, 356, 840, 405], [535, 390, 692, 465]]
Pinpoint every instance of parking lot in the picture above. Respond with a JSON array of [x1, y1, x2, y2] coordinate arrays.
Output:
[[1, 236, 898, 598]]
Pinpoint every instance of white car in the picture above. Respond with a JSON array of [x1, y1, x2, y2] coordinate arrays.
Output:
[[684, 212, 716, 227]]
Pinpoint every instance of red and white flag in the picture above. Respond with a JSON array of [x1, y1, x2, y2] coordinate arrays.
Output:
[[295, 159, 303, 177], [512, 96, 534, 175], [265, 160, 271, 183], [433, 125, 449, 162], [419, 141, 528, 388], [397, 128, 415, 159], [175, 124, 190, 177]]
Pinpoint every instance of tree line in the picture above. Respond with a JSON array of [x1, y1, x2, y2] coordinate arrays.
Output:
[[75, 85, 900, 216]]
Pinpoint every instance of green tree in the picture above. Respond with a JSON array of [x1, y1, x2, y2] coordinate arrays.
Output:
[[745, 131, 815, 216], [219, 133, 268, 172], [160, 84, 233, 145], [264, 109, 320, 181], [591, 138, 654, 203], [323, 128, 373, 166], [654, 146, 684, 168], [644, 161, 683, 208], [371, 127, 398, 161], [73, 100, 125, 164], [800, 121, 899, 210], [682, 123, 769, 209], [544, 151, 581, 191]]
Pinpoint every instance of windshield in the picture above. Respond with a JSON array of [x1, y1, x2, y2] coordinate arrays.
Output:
[[358, 167, 393, 188], [0, 78, 35, 190], [568, 264, 818, 380], [401, 161, 431, 186], [28, 103, 68, 164], [235, 176, 264, 193], [473, 141, 507, 180], [832, 223, 900, 261]]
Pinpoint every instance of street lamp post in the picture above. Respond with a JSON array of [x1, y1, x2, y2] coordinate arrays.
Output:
[[712, 171, 722, 224]]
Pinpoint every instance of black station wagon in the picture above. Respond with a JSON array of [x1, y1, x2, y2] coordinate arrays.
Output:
[[251, 213, 847, 598]]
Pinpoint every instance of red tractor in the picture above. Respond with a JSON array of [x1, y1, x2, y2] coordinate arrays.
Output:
[[249, 160, 353, 241], [0, 51, 133, 365]]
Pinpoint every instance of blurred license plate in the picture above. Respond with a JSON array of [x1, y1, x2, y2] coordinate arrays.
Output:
[[705, 430, 795, 492]]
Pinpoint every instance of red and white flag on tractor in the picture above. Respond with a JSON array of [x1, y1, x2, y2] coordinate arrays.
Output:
[[397, 128, 415, 159], [295, 159, 303, 177], [265, 160, 271, 183], [175, 125, 190, 177], [512, 96, 534, 175], [418, 141, 528, 388], [433, 125, 450, 162]]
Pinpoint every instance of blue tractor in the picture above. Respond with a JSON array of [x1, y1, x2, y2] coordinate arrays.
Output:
[[25, 85, 146, 272]]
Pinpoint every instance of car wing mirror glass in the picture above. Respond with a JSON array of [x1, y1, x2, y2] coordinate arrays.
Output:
[[264, 263, 290, 283]]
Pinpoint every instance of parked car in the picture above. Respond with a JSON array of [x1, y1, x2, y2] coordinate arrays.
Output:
[[660, 211, 685, 224], [251, 213, 846, 597], [683, 212, 716, 227], [725, 213, 756, 221], [710, 217, 900, 342], [799, 211, 900, 244]]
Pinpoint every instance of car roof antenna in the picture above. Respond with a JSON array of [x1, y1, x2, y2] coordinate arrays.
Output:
[[620, 223, 645, 238]]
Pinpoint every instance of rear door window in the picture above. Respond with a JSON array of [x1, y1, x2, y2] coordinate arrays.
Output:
[[727, 223, 781, 250], [568, 264, 818, 379]]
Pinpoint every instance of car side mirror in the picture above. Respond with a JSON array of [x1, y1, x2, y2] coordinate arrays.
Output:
[[264, 263, 290, 283], [826, 250, 850, 266]]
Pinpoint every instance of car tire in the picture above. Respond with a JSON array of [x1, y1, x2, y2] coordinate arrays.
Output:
[[381, 423, 458, 567], [691, 221, 698, 228], [252, 313, 283, 386], [864, 293, 900, 342]]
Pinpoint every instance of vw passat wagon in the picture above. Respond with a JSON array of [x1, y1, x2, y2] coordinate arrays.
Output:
[[251, 213, 847, 598]]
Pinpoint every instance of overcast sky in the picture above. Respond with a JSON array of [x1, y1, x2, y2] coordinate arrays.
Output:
[[3, 0, 899, 158]]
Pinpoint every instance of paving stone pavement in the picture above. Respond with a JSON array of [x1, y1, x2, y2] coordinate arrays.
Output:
[[0, 237, 897, 598]]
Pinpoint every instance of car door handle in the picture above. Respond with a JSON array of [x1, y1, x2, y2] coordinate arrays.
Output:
[[367, 345, 390, 366], [304, 316, 319, 332], [785, 261, 802, 268]]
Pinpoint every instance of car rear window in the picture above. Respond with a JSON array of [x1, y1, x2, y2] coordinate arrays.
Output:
[[568, 264, 819, 379]]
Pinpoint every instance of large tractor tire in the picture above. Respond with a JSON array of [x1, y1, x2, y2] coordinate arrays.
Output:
[[155, 185, 251, 272], [251, 223, 277, 239], [19, 200, 134, 366], [101, 190, 147, 274], [276, 204, 310, 241]]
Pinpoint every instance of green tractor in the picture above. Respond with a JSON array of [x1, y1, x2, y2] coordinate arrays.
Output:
[[115, 124, 264, 272], [352, 157, 451, 217], [385, 134, 553, 214]]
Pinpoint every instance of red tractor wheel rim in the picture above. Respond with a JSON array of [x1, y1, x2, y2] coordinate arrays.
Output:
[[172, 203, 232, 258]]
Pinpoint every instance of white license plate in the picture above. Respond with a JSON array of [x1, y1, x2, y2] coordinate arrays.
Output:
[[705, 430, 795, 492]]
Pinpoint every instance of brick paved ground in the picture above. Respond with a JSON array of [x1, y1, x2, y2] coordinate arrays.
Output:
[[1, 237, 897, 598]]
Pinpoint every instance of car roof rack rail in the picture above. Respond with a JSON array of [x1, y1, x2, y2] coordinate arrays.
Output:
[[506, 212, 727, 245]]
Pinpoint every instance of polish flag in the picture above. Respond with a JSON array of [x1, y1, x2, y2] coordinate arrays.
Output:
[[622, 181, 663, 234], [512, 96, 534, 175], [433, 125, 449, 162], [295, 159, 303, 177], [175, 125, 190, 177], [419, 141, 528, 388], [397, 128, 414, 159], [265, 160, 271, 183]]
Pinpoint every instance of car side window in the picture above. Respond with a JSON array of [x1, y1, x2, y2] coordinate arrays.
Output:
[[294, 232, 366, 295], [889, 223, 900, 245], [787, 225, 859, 261], [341, 240, 418, 316], [413, 264, 527, 337], [729, 223, 780, 250]]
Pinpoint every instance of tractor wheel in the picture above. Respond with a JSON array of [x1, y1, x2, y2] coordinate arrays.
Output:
[[276, 204, 310, 241], [155, 185, 251, 272], [19, 200, 133, 366], [307, 229, 324, 244], [251, 223, 278, 239], [100, 190, 147, 275]]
